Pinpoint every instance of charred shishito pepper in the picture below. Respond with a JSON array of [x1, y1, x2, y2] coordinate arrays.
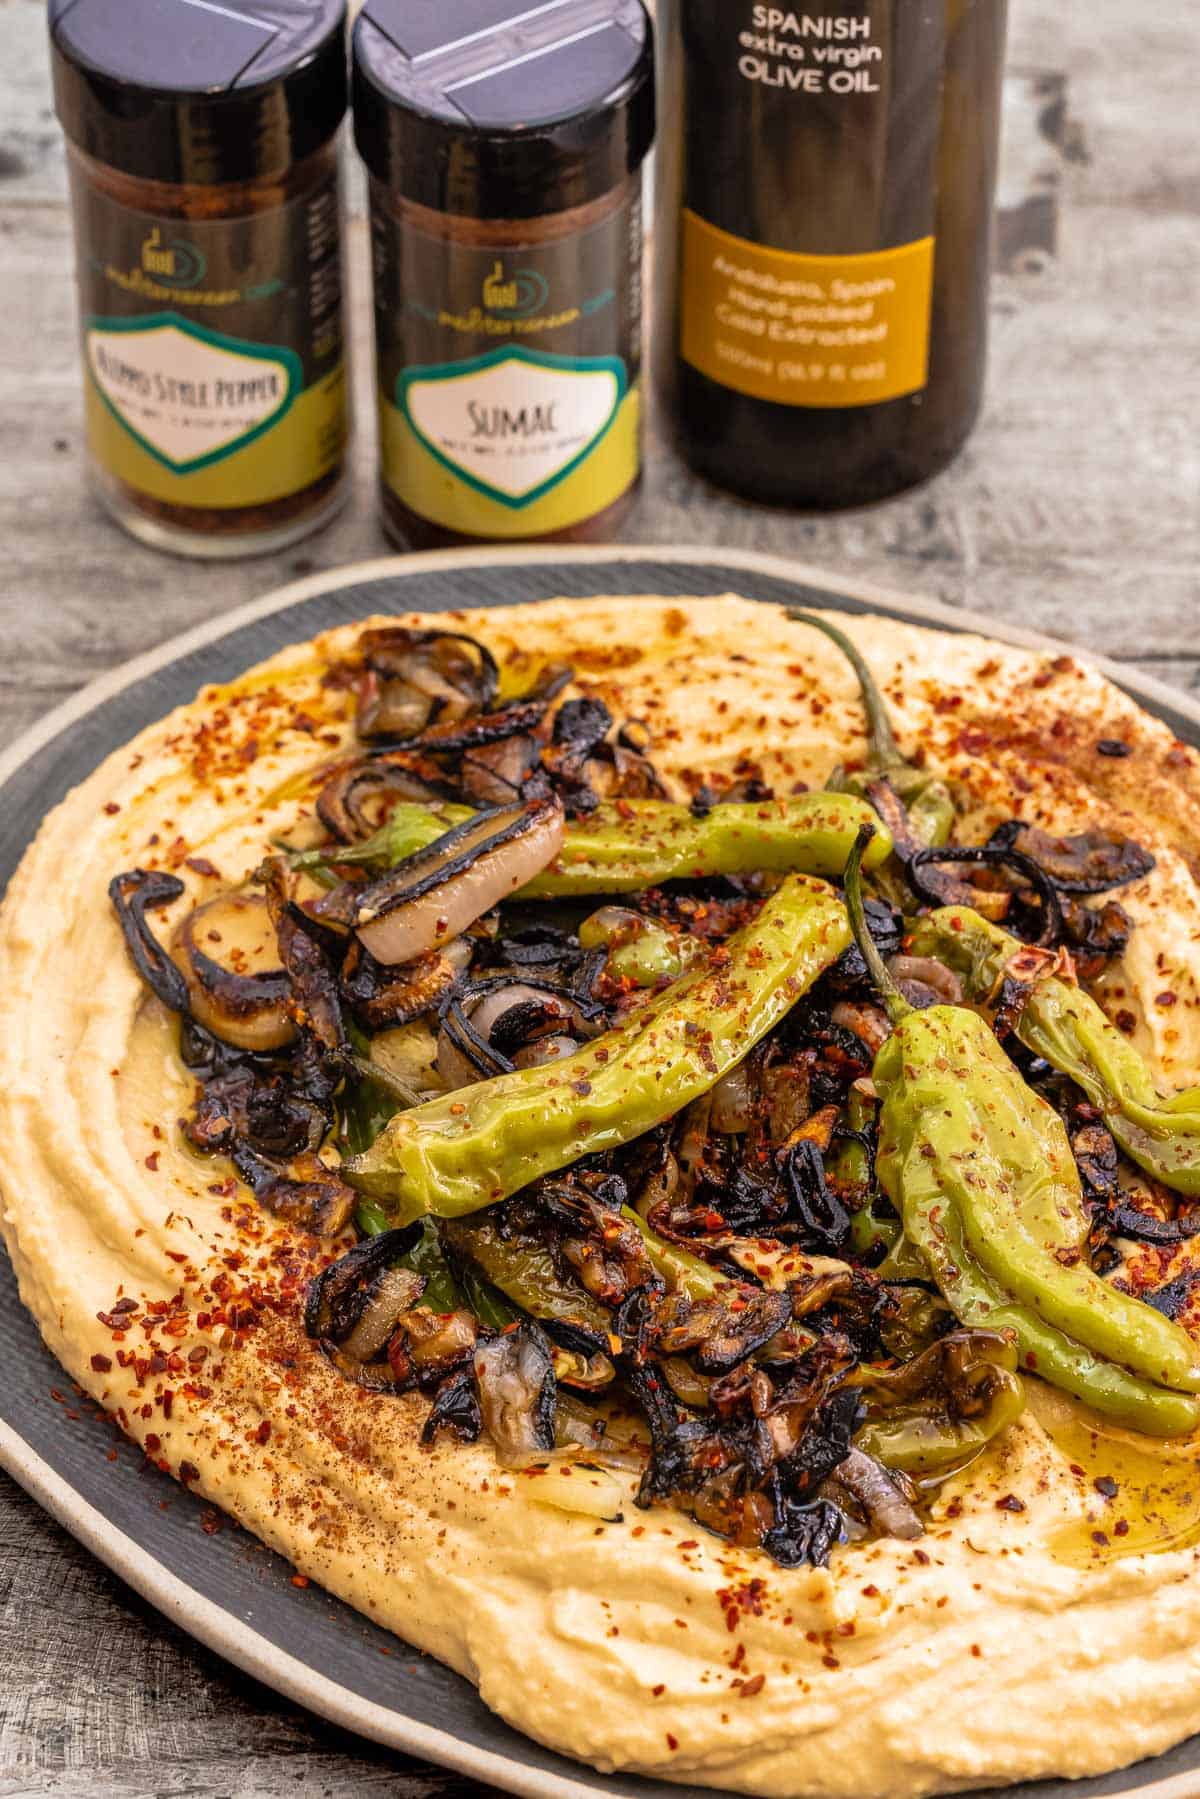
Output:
[[789, 610, 956, 849], [844, 830, 1200, 1437], [523, 794, 892, 896], [301, 793, 892, 898], [344, 874, 853, 1223], [913, 905, 1200, 1199]]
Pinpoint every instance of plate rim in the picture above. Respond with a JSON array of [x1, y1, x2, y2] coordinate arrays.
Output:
[[3, 541, 1200, 1799]]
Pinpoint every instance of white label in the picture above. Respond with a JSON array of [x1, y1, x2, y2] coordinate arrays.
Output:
[[401, 350, 623, 507], [86, 319, 294, 472]]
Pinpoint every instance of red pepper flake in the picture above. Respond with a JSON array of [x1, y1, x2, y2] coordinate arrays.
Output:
[[1091, 1529, 1110, 1547], [145, 1152, 160, 1172], [821, 1655, 840, 1670], [1156, 991, 1178, 1008], [1115, 1010, 1137, 1036], [184, 856, 219, 877], [651, 1683, 665, 1697], [199, 1508, 221, 1534], [255, 1420, 271, 1446], [1094, 1475, 1118, 1499], [739, 1674, 765, 1698], [678, 1540, 699, 1550], [144, 1433, 161, 1453], [90, 1354, 112, 1373], [103, 801, 121, 816], [665, 1734, 679, 1753], [179, 1461, 200, 1484], [291, 1574, 310, 1589], [996, 1494, 1026, 1513], [970, 1644, 982, 1658]]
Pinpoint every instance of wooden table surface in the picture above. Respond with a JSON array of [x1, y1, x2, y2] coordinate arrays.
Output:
[[1, 0, 1198, 1792]]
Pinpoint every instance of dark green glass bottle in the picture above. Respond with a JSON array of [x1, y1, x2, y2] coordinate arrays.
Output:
[[654, 0, 1008, 508]]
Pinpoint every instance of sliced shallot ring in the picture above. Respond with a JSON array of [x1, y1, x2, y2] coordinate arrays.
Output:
[[316, 758, 451, 843], [171, 892, 295, 1052], [352, 798, 565, 967]]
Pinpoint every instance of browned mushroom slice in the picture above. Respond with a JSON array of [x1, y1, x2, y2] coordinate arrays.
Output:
[[171, 892, 295, 1053], [338, 798, 565, 967], [461, 733, 547, 807], [356, 627, 498, 740], [474, 1324, 558, 1467], [994, 822, 1155, 895], [342, 938, 467, 1032]]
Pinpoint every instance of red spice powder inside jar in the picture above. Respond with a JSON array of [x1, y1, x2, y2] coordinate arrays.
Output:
[[353, 0, 655, 551], [49, 0, 351, 561]]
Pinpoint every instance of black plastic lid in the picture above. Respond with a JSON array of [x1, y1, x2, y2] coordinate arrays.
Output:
[[49, 0, 348, 187], [353, 0, 654, 220]]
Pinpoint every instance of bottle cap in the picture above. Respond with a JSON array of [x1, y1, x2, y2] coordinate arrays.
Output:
[[353, 0, 654, 220], [49, 0, 348, 186]]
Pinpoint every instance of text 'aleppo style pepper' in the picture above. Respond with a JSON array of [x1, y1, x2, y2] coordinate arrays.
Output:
[[790, 610, 955, 848], [523, 793, 892, 896], [844, 830, 1200, 1436], [912, 905, 1200, 1198], [344, 873, 852, 1223]]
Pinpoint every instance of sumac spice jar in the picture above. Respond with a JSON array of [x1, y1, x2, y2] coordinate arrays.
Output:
[[353, 0, 654, 551], [49, 0, 350, 559]]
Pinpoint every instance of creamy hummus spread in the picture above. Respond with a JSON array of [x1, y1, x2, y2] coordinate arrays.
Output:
[[3, 595, 1200, 1798]]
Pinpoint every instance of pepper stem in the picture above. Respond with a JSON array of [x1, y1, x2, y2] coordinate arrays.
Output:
[[843, 825, 912, 1025], [790, 610, 903, 779]]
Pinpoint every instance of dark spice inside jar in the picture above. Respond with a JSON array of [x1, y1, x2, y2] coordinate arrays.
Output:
[[49, 0, 350, 561], [353, 0, 654, 551]]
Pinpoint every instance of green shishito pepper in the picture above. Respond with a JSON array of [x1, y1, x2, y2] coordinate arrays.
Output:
[[789, 610, 955, 848], [843, 832, 1200, 1437], [442, 1216, 611, 1332], [912, 905, 1200, 1199], [523, 793, 891, 897], [343, 873, 852, 1223], [289, 802, 476, 875], [295, 794, 890, 898]]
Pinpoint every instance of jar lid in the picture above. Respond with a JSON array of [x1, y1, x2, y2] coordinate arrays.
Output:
[[353, 0, 654, 220], [49, 0, 348, 187]]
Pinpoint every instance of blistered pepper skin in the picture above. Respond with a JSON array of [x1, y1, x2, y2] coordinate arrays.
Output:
[[522, 795, 892, 897], [345, 874, 852, 1224], [912, 905, 1200, 1196], [873, 1012, 1200, 1434]]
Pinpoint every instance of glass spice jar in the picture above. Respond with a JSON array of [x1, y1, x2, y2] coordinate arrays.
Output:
[[49, 0, 351, 560], [352, 0, 655, 552]]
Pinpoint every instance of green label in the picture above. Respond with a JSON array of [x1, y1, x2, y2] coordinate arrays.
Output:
[[371, 184, 642, 538], [71, 169, 347, 509]]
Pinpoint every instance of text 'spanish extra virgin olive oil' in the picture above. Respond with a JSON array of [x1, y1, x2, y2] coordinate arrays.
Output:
[[655, 1, 1007, 507]]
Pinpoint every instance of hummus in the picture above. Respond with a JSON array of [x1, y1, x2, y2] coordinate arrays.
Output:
[[3, 594, 1200, 1798]]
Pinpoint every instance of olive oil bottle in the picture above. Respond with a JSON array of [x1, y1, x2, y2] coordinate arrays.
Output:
[[655, 1, 1008, 507]]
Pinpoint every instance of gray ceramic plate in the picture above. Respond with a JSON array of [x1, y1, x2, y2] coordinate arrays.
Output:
[[2, 546, 1199, 1799]]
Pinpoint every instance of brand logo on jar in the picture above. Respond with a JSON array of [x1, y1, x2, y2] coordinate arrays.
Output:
[[482, 259, 549, 319], [140, 229, 207, 289]]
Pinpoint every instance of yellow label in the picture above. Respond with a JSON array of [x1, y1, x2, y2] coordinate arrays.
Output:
[[680, 211, 934, 409], [85, 362, 347, 509], [379, 378, 640, 541]]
